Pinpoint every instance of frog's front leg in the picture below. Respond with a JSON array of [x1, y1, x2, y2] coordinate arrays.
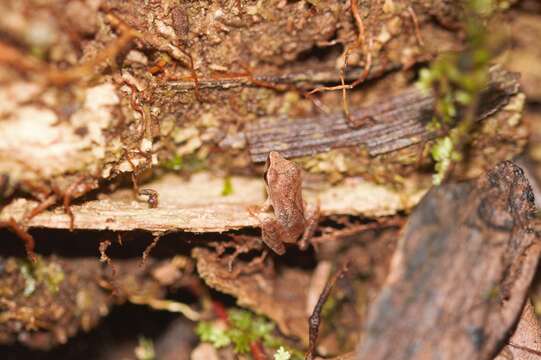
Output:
[[260, 216, 288, 255]]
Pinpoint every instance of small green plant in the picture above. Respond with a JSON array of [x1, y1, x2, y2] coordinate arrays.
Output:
[[20, 263, 37, 296], [417, 0, 499, 184], [196, 321, 231, 348], [221, 176, 234, 196], [162, 153, 207, 172], [134, 336, 155, 360], [161, 154, 183, 171], [196, 308, 302, 359], [19, 257, 65, 296]]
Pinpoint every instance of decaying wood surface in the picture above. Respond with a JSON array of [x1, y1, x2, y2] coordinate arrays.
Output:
[[355, 161, 541, 360], [0, 173, 424, 233], [495, 301, 541, 360], [246, 67, 519, 162], [192, 247, 312, 344]]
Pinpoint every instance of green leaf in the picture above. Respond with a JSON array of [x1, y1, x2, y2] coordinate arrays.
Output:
[[221, 176, 234, 196], [227, 328, 253, 353], [228, 308, 253, 331], [196, 322, 231, 348]]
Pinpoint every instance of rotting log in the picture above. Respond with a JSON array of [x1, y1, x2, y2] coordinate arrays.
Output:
[[355, 161, 541, 360], [246, 66, 519, 162], [0, 0, 527, 201]]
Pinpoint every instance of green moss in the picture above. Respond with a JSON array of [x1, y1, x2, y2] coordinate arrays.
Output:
[[196, 322, 231, 348], [196, 307, 303, 359], [416, 0, 498, 184], [321, 295, 338, 319], [134, 336, 156, 360], [484, 286, 500, 301], [161, 154, 183, 171], [161, 153, 208, 173], [20, 263, 37, 296], [431, 136, 461, 185], [221, 176, 234, 196], [19, 257, 65, 296]]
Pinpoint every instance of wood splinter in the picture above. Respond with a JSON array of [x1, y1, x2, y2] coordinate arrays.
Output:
[[306, 262, 349, 360]]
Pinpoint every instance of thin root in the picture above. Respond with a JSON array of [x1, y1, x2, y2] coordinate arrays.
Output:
[[311, 217, 404, 244], [308, 0, 373, 124], [141, 234, 162, 266], [63, 176, 86, 231], [407, 6, 424, 47], [0, 218, 36, 262], [99, 240, 118, 285], [25, 194, 58, 221], [507, 343, 541, 356], [181, 49, 202, 101], [129, 295, 202, 321]]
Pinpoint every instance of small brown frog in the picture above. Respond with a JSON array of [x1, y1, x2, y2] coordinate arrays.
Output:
[[255, 151, 319, 255]]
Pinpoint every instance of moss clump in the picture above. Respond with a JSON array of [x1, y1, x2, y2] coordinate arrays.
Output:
[[19, 256, 65, 296], [161, 153, 207, 173], [134, 336, 156, 360], [161, 154, 183, 171], [221, 176, 234, 196], [196, 321, 231, 348], [196, 308, 302, 359], [416, 0, 500, 184]]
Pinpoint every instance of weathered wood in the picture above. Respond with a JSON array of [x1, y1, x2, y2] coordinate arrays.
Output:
[[495, 301, 541, 360], [246, 67, 520, 162], [355, 161, 541, 360], [0, 173, 424, 233]]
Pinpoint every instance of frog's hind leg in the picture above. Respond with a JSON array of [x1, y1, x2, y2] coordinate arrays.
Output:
[[299, 201, 320, 251]]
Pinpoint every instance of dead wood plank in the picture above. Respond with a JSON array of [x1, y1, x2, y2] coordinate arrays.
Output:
[[355, 161, 541, 360], [245, 67, 520, 162], [0, 173, 425, 233]]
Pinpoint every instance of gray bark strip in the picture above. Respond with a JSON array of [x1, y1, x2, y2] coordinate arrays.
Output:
[[246, 68, 519, 162], [161, 61, 397, 91], [355, 161, 541, 360]]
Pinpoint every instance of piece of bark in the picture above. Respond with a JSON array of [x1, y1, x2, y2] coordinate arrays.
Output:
[[355, 161, 541, 360], [495, 301, 541, 360], [0, 173, 424, 232], [246, 67, 519, 162], [192, 247, 311, 344]]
